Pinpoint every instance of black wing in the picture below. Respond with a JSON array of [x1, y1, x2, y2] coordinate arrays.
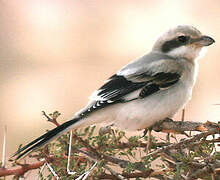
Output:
[[97, 74, 146, 101], [77, 72, 181, 118], [97, 72, 180, 101], [77, 75, 146, 118]]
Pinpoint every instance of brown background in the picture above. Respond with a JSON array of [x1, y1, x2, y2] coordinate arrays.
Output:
[[0, 0, 220, 161]]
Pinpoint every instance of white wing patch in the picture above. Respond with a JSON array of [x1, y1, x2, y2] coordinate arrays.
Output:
[[89, 90, 107, 101]]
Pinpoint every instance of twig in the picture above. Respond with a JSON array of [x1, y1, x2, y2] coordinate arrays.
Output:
[[72, 133, 101, 158], [42, 111, 60, 127], [186, 160, 220, 179], [97, 170, 153, 179], [96, 141, 170, 151], [75, 148, 127, 168]]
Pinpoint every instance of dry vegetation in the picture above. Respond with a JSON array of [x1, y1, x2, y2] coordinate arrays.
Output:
[[0, 111, 220, 180]]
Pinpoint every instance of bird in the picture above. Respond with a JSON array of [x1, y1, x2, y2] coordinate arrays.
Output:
[[12, 25, 215, 160]]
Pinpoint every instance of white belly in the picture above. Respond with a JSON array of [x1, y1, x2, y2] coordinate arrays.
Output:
[[114, 82, 192, 130], [76, 80, 193, 131]]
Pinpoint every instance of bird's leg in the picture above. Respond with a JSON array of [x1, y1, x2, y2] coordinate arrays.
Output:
[[142, 127, 153, 153], [166, 133, 170, 143], [147, 129, 152, 153], [181, 109, 185, 122]]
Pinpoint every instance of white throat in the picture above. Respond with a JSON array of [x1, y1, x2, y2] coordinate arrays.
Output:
[[166, 46, 206, 60]]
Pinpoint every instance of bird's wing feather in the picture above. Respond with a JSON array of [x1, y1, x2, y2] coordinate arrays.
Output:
[[77, 58, 182, 118], [96, 58, 183, 100]]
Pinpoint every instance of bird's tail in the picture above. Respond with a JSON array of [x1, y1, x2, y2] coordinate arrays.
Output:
[[11, 117, 81, 160]]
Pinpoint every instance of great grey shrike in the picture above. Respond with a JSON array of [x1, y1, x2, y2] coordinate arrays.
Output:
[[13, 25, 215, 159]]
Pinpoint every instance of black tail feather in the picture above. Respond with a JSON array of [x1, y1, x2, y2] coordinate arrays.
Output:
[[12, 133, 47, 159], [12, 118, 80, 160]]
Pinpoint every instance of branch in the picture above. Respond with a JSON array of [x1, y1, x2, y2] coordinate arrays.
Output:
[[152, 119, 218, 133], [146, 127, 219, 158], [0, 159, 46, 177]]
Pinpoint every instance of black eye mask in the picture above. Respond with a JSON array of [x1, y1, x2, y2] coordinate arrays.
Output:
[[161, 36, 190, 53]]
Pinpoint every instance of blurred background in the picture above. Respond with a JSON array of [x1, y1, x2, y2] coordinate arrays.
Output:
[[0, 0, 220, 160]]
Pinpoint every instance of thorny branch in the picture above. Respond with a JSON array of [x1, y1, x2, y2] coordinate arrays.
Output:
[[0, 111, 219, 179], [147, 127, 219, 158]]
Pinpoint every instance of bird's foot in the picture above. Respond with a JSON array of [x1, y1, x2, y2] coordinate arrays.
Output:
[[142, 128, 152, 153], [152, 118, 174, 132], [142, 118, 174, 153], [142, 118, 174, 137]]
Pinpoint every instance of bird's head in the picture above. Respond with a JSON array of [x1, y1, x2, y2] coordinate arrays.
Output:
[[153, 25, 215, 61]]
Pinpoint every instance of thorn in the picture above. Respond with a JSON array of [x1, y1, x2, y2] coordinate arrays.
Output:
[[1, 126, 7, 168], [37, 163, 47, 180], [75, 162, 97, 180], [46, 162, 60, 179], [67, 130, 76, 175]]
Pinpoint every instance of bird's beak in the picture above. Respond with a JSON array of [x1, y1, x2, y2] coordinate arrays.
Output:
[[192, 35, 215, 46]]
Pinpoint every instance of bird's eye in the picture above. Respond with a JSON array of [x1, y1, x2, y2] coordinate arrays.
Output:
[[177, 36, 189, 43]]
